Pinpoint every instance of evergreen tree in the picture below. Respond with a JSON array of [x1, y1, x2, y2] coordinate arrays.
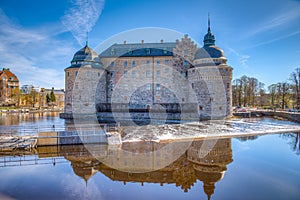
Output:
[[50, 87, 56, 102], [46, 93, 51, 103]]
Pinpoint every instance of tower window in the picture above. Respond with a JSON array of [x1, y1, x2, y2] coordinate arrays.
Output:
[[146, 84, 151, 90], [124, 71, 128, 78], [132, 61, 136, 67], [146, 60, 150, 66], [165, 60, 170, 65], [111, 62, 115, 67], [111, 71, 115, 78], [124, 61, 128, 67]]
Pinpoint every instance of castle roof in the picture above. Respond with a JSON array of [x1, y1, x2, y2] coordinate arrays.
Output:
[[99, 42, 176, 58]]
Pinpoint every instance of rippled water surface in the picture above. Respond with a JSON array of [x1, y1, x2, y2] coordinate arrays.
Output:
[[0, 115, 299, 200]]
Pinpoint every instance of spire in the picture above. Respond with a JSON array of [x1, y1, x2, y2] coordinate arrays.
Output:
[[203, 13, 215, 46], [208, 13, 211, 32], [86, 32, 88, 46]]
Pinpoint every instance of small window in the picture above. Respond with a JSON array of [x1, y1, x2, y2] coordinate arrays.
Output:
[[199, 106, 203, 111], [110, 83, 114, 91], [111, 71, 115, 78], [165, 60, 169, 65], [98, 72, 100, 77], [191, 83, 194, 89], [146, 71, 151, 78], [124, 61, 128, 67], [227, 83, 230, 89], [164, 68, 169, 73], [182, 72, 187, 77], [124, 71, 128, 78], [156, 60, 160, 65], [146, 60, 150, 66], [184, 60, 189, 66], [163, 47, 167, 54], [67, 72, 69, 77], [156, 70, 161, 77], [111, 62, 115, 67], [75, 71, 78, 76], [132, 61, 136, 67], [156, 84, 161, 91], [146, 84, 151, 90], [132, 71, 136, 78], [219, 106, 222, 110], [111, 48, 115, 55]]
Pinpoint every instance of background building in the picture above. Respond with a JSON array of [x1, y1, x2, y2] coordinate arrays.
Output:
[[0, 68, 19, 106]]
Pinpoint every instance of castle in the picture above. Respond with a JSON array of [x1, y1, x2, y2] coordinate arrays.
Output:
[[62, 18, 233, 122]]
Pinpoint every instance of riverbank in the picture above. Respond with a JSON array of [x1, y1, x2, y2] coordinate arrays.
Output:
[[1, 117, 300, 154], [0, 107, 63, 114]]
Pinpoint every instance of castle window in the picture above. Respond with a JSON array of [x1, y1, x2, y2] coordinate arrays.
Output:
[[146, 71, 151, 78], [75, 71, 78, 76], [182, 98, 185, 102], [124, 61, 128, 67], [156, 70, 161, 77], [67, 72, 69, 77], [111, 48, 115, 55], [132, 61, 136, 67], [132, 71, 136, 78], [227, 83, 230, 89], [98, 72, 100, 77], [156, 84, 161, 91], [146, 83, 151, 90], [164, 67, 169, 73], [191, 83, 194, 89], [110, 84, 114, 91], [199, 106, 203, 111], [163, 47, 167, 54], [146, 48, 151, 55], [124, 71, 128, 78], [111, 71, 115, 78], [165, 60, 170, 65], [146, 60, 150, 66], [184, 60, 189, 66], [156, 60, 160, 65], [182, 72, 187, 77], [219, 106, 222, 110], [111, 61, 115, 67]]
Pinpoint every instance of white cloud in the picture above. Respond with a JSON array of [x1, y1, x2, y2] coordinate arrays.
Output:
[[246, 5, 300, 37], [227, 47, 250, 69], [61, 0, 105, 45], [0, 9, 77, 89]]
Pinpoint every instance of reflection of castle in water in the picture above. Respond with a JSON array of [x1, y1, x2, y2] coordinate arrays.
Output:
[[38, 138, 232, 200]]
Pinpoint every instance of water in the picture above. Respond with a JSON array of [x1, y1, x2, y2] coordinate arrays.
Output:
[[0, 115, 299, 200]]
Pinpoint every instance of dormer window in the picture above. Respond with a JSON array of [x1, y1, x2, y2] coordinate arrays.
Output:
[[146, 48, 151, 55], [111, 48, 115, 55]]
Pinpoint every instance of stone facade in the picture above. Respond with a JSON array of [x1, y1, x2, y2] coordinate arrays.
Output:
[[62, 22, 233, 121]]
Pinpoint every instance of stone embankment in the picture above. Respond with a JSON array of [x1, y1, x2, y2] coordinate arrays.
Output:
[[233, 110, 300, 123]]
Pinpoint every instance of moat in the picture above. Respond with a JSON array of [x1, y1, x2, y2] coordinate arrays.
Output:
[[0, 113, 299, 200]]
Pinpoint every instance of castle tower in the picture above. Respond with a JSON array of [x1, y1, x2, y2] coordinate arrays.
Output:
[[189, 15, 233, 119], [64, 42, 106, 117]]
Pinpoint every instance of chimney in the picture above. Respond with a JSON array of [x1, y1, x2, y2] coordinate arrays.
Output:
[[160, 39, 164, 43], [124, 40, 126, 45], [141, 40, 144, 44]]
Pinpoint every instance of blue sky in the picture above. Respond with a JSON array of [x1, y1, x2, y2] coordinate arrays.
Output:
[[0, 0, 300, 89]]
